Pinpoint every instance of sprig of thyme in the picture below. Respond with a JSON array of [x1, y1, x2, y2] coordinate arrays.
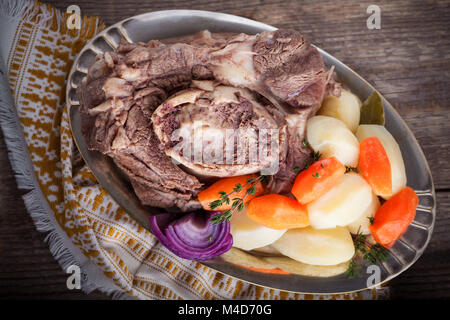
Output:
[[210, 175, 268, 225], [346, 231, 388, 278], [313, 151, 322, 162], [303, 150, 322, 170], [345, 166, 358, 173]]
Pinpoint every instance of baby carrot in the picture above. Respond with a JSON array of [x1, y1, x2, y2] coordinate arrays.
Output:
[[247, 194, 309, 230], [237, 264, 290, 275], [359, 137, 392, 198], [198, 174, 264, 211], [291, 157, 346, 204], [370, 187, 418, 248]]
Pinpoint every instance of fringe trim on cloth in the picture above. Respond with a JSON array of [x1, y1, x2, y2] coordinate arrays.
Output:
[[0, 0, 125, 299], [0, 66, 103, 298], [0, 59, 129, 300]]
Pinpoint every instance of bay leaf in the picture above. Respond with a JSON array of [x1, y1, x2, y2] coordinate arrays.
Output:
[[360, 91, 385, 125]]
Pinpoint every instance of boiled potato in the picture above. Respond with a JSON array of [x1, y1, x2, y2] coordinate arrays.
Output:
[[318, 89, 362, 132], [355, 125, 407, 199], [264, 256, 349, 277], [272, 226, 355, 266], [221, 247, 349, 277], [251, 245, 280, 255], [307, 173, 373, 229], [306, 116, 359, 167], [347, 192, 380, 235], [230, 208, 287, 251]]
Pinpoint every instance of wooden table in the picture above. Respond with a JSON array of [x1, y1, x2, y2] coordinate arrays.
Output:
[[0, 0, 449, 299]]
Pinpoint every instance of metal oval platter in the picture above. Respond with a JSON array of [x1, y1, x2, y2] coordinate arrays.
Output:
[[67, 10, 436, 294]]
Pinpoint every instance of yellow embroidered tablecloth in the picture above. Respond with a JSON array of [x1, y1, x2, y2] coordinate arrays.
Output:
[[0, 0, 385, 299]]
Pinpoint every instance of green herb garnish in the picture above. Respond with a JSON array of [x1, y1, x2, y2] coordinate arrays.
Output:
[[345, 166, 357, 173], [313, 151, 322, 162], [346, 232, 388, 278], [209, 175, 267, 225], [360, 91, 385, 125]]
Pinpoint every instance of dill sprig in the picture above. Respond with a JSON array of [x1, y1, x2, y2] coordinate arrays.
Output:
[[210, 175, 267, 225], [346, 231, 388, 278]]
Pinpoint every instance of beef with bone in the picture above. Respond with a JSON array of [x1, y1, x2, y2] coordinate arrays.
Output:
[[78, 29, 336, 210]]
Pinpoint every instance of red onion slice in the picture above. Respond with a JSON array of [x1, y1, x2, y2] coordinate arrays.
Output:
[[149, 211, 233, 261]]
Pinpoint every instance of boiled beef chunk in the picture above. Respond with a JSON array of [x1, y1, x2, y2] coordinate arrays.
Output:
[[152, 84, 286, 179], [253, 29, 327, 111], [78, 29, 336, 210]]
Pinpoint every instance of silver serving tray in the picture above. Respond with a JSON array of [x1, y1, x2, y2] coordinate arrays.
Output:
[[67, 10, 436, 294]]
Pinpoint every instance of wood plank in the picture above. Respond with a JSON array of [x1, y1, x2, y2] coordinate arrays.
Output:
[[389, 192, 450, 299], [0, 0, 448, 299], [47, 0, 450, 188], [0, 131, 107, 299]]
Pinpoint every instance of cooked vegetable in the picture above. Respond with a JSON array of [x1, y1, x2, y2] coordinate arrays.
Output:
[[148, 211, 232, 260], [291, 157, 346, 205], [307, 173, 373, 229], [359, 137, 392, 198], [370, 187, 418, 248], [272, 226, 355, 266], [306, 115, 359, 167], [247, 194, 309, 230], [360, 91, 385, 125], [198, 174, 264, 212], [356, 125, 406, 199], [230, 207, 287, 251], [237, 264, 290, 274], [318, 89, 362, 132], [263, 256, 349, 277], [347, 192, 380, 235], [251, 245, 280, 255], [221, 247, 349, 277], [221, 247, 279, 271]]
